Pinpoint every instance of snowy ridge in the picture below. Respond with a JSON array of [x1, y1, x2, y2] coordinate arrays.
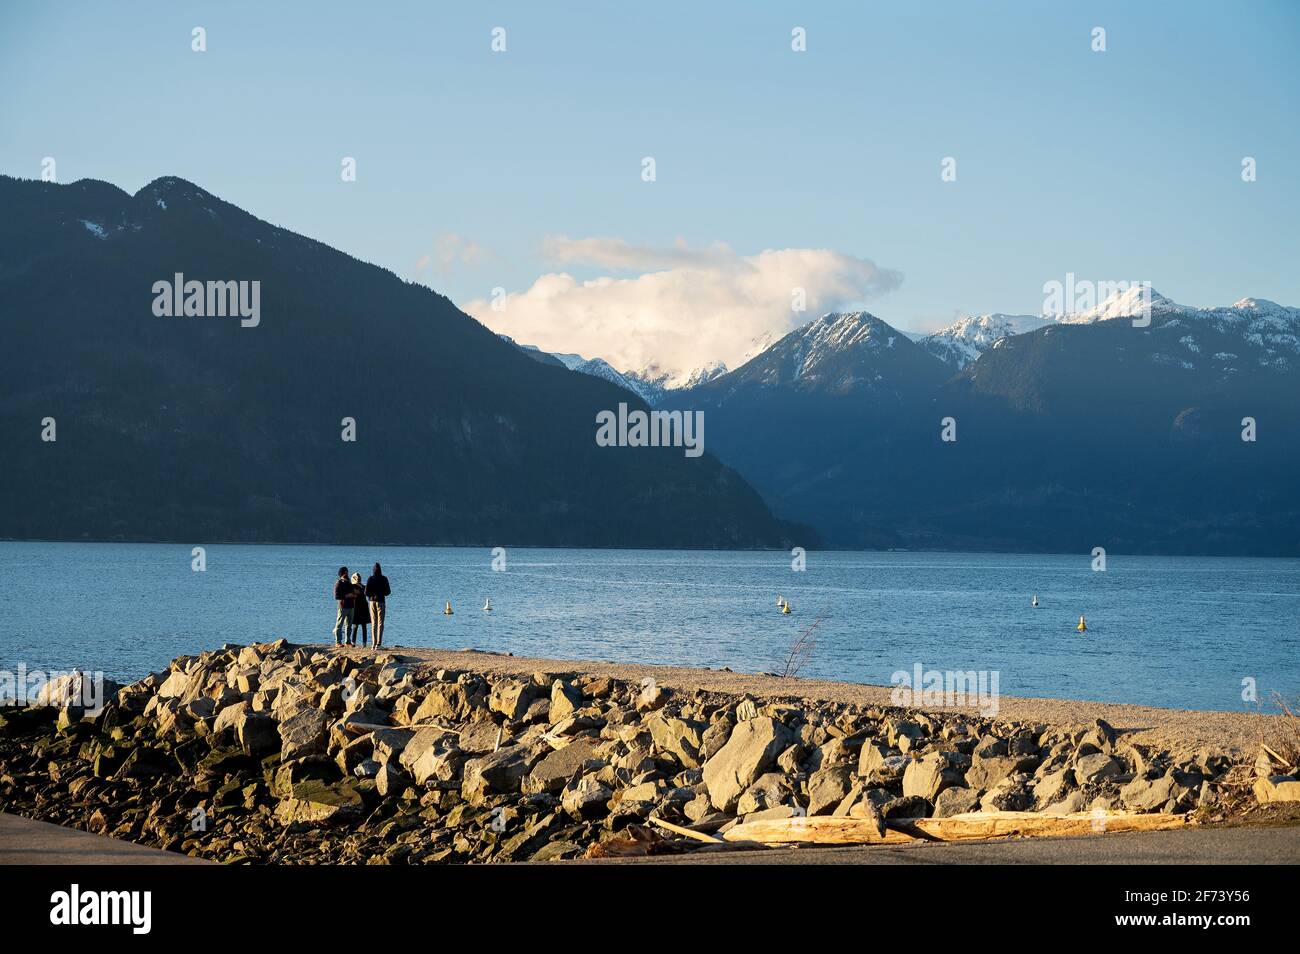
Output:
[[1054, 288, 1300, 371], [920, 313, 1052, 369], [1056, 286, 1185, 324], [632, 360, 729, 392], [496, 336, 723, 404], [919, 288, 1300, 372], [505, 286, 1300, 395], [783, 312, 900, 381], [713, 310, 948, 396], [573, 358, 663, 404]]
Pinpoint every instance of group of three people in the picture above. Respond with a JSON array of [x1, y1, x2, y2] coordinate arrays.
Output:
[[333, 563, 390, 648]]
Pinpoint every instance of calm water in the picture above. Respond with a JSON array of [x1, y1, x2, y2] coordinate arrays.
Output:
[[2, 542, 1297, 712]]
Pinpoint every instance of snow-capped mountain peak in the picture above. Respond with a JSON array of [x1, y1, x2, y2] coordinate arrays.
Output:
[[920, 312, 1052, 369], [710, 311, 949, 396], [1056, 286, 1184, 324]]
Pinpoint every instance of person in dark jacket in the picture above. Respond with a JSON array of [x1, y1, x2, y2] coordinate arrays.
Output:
[[365, 563, 391, 649], [348, 572, 370, 647], [331, 566, 354, 646]]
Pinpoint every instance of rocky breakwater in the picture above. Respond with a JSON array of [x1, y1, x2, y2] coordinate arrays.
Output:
[[0, 641, 1291, 863]]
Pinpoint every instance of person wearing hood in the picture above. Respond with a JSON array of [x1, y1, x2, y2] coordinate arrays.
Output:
[[349, 572, 370, 647]]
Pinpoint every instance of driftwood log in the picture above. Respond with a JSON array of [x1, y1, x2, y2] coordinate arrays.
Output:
[[722, 810, 1189, 846]]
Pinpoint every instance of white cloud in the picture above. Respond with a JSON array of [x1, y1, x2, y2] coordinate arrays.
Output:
[[463, 237, 902, 375]]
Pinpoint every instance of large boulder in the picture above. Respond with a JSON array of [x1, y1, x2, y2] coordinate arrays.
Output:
[[271, 682, 319, 722], [461, 745, 534, 803], [701, 719, 733, 761], [412, 684, 470, 723], [1074, 752, 1125, 785], [858, 741, 889, 777], [458, 720, 502, 754], [156, 670, 193, 700], [523, 739, 600, 795], [966, 752, 1038, 790], [903, 752, 965, 801], [211, 700, 249, 739], [932, 786, 981, 817], [859, 743, 909, 783], [1032, 768, 1075, 807], [398, 726, 458, 771], [646, 713, 705, 769], [488, 680, 536, 722], [561, 775, 612, 819], [1081, 718, 1117, 752], [235, 710, 280, 756], [275, 779, 364, 826], [271, 756, 342, 798], [408, 744, 464, 788], [369, 728, 414, 764], [736, 772, 797, 816], [807, 764, 855, 816], [702, 717, 792, 813], [1043, 789, 1089, 814], [980, 774, 1034, 812], [549, 680, 582, 725], [1120, 773, 1177, 812], [279, 708, 331, 762], [34, 671, 118, 710]]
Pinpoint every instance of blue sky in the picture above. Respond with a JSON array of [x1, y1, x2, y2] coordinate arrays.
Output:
[[2, 1, 1297, 373]]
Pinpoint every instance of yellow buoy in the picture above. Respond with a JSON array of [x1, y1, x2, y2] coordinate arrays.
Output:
[[1077, 615, 1087, 632], [444, 601, 454, 615], [781, 602, 792, 615]]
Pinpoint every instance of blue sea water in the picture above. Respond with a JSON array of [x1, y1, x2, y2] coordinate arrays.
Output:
[[2, 542, 1296, 712]]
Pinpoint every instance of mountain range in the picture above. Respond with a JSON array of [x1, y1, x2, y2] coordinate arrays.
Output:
[[0, 175, 803, 549], [660, 292, 1300, 554], [6, 173, 1296, 555]]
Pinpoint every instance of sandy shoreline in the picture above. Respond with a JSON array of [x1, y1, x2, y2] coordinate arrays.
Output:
[[351, 644, 1281, 759]]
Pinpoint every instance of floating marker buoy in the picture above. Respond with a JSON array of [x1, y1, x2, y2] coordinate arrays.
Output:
[[1077, 615, 1087, 632], [483, 598, 492, 612], [781, 601, 792, 615], [1032, 595, 1039, 608], [444, 601, 454, 616], [776, 595, 784, 607]]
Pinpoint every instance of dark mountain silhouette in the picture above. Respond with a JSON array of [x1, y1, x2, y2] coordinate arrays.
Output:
[[0, 175, 806, 549], [666, 302, 1300, 555]]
